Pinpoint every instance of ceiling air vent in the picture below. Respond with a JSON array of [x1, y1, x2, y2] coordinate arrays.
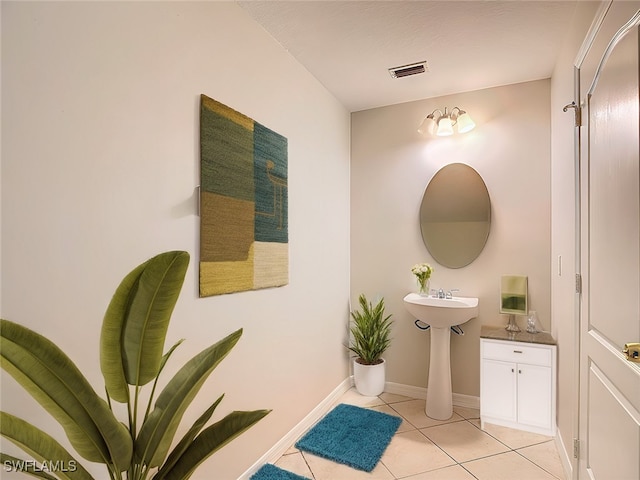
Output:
[[388, 61, 427, 79]]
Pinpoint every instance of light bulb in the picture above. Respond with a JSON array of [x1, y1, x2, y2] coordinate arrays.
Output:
[[418, 116, 437, 136], [456, 112, 476, 133], [436, 117, 454, 136]]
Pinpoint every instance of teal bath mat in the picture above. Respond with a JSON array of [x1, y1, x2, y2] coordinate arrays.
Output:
[[295, 403, 402, 472], [250, 464, 310, 480]]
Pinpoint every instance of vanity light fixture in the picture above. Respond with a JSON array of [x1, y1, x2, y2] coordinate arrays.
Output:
[[418, 107, 475, 137]]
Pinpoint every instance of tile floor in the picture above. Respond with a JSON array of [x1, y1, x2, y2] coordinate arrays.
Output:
[[274, 388, 566, 480]]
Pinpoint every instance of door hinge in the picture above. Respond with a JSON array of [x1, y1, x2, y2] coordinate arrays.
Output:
[[573, 439, 580, 459], [563, 101, 582, 127], [575, 273, 582, 294]]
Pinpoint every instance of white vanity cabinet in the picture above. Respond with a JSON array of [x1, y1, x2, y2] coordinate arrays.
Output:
[[480, 329, 557, 436]]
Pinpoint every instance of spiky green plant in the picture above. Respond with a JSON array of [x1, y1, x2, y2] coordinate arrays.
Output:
[[1, 251, 270, 480], [348, 294, 393, 365]]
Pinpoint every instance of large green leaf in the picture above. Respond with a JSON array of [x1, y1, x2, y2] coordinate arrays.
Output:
[[155, 395, 224, 477], [134, 329, 243, 468], [153, 410, 271, 480], [121, 251, 189, 387], [0, 412, 94, 480], [142, 339, 185, 423], [100, 259, 149, 403], [0, 319, 132, 471]]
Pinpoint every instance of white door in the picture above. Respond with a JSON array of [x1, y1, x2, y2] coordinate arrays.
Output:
[[578, 4, 640, 479]]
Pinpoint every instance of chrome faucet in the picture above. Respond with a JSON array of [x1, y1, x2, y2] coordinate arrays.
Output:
[[446, 289, 460, 299], [438, 288, 445, 299]]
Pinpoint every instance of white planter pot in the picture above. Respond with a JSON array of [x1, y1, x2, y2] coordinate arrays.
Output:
[[353, 358, 386, 396]]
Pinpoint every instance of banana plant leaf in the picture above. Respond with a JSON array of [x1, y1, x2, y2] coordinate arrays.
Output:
[[156, 394, 225, 476], [153, 410, 271, 480], [143, 339, 185, 422], [0, 319, 133, 471], [134, 329, 243, 468], [0, 412, 94, 480], [101, 251, 190, 394], [100, 259, 149, 403], [2, 250, 269, 480]]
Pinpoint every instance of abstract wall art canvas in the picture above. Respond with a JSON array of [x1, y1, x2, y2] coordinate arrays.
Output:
[[199, 94, 288, 297]]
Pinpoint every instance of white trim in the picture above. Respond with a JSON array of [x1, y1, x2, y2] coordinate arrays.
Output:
[[574, 0, 612, 68], [585, 9, 640, 96], [555, 429, 574, 480], [481, 415, 556, 437], [238, 377, 352, 480], [384, 381, 480, 409], [239, 378, 481, 479], [384, 381, 427, 400], [452, 392, 480, 410]]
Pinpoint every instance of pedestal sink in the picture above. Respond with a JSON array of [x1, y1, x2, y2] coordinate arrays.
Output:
[[403, 293, 479, 420]]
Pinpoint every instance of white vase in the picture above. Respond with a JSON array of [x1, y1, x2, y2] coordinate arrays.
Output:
[[353, 358, 386, 396]]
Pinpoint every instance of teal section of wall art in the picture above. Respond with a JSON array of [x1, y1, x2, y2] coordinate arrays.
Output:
[[254, 122, 288, 243]]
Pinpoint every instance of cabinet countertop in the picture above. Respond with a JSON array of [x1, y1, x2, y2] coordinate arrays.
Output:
[[480, 325, 556, 346]]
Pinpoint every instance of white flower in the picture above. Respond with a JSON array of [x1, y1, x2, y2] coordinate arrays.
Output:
[[411, 262, 433, 280]]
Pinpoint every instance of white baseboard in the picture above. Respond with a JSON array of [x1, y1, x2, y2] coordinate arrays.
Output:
[[452, 392, 480, 410], [239, 378, 480, 479], [238, 377, 352, 480], [555, 429, 574, 480], [384, 381, 426, 400], [384, 381, 480, 409]]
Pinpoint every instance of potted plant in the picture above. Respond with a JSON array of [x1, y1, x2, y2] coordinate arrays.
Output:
[[348, 294, 393, 396], [0, 251, 269, 480]]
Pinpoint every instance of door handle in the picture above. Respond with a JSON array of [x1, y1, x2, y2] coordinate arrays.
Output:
[[622, 343, 640, 363]]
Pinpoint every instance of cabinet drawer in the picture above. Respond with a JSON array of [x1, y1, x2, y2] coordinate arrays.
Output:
[[482, 340, 552, 366]]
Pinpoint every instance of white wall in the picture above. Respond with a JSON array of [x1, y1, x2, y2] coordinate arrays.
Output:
[[351, 80, 551, 396], [1, 2, 350, 479]]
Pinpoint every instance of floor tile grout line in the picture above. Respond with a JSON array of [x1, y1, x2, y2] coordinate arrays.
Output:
[[512, 448, 564, 480], [294, 432, 553, 480], [289, 392, 560, 479], [454, 442, 562, 479], [298, 451, 316, 480], [458, 461, 482, 480], [465, 415, 554, 451], [381, 402, 522, 471], [381, 400, 558, 478], [378, 402, 485, 479], [464, 418, 516, 453]]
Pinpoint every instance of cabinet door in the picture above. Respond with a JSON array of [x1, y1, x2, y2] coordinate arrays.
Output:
[[517, 363, 552, 429], [481, 359, 516, 421]]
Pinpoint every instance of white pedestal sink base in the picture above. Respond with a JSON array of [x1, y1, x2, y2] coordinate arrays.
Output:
[[402, 293, 479, 421], [426, 327, 453, 420]]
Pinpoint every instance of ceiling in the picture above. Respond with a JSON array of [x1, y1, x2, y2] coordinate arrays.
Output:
[[239, 1, 581, 112]]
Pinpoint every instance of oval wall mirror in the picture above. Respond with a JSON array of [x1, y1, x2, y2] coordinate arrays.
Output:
[[420, 163, 491, 268]]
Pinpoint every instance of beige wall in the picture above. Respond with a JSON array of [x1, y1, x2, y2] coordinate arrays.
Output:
[[351, 79, 552, 396], [0, 2, 350, 479]]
